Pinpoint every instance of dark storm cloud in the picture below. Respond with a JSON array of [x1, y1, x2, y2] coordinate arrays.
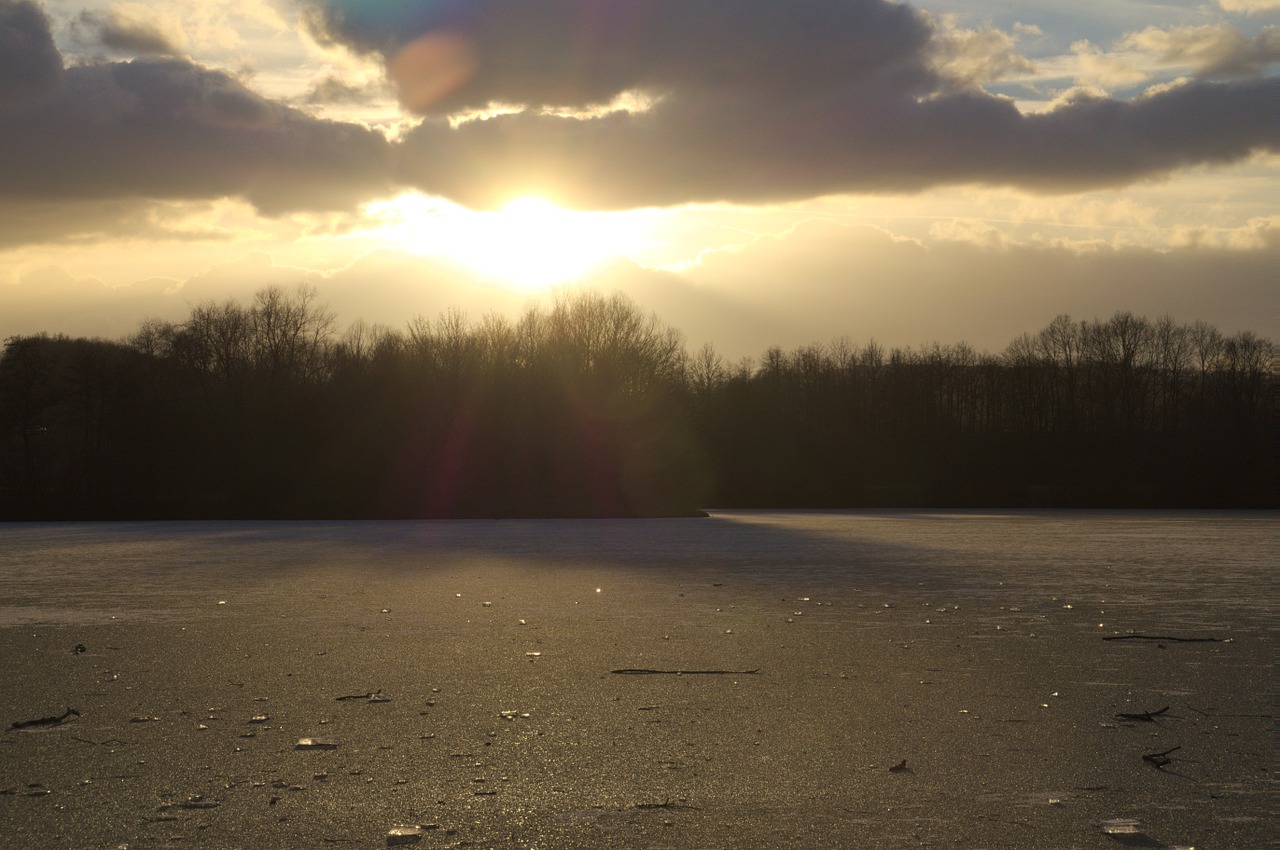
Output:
[[1009, 81, 1280, 189], [0, 0, 62, 103], [393, 76, 1280, 209], [74, 8, 184, 56], [306, 0, 1280, 208], [0, 53, 394, 214], [1, 0, 1277, 227], [304, 0, 936, 113], [0, 198, 200, 249]]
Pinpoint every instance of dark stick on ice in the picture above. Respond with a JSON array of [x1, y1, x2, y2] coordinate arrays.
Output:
[[1102, 635, 1224, 642], [335, 689, 390, 701], [11, 707, 80, 729], [610, 668, 761, 675], [1142, 745, 1181, 768], [1115, 705, 1170, 722]]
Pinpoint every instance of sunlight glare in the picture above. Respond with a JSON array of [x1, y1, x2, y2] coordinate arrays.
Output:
[[361, 193, 654, 290]]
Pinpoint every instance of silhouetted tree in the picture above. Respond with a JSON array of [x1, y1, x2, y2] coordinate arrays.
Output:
[[0, 295, 1271, 518]]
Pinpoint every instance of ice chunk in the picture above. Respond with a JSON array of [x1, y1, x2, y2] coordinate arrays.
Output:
[[1100, 819, 1140, 835], [295, 738, 338, 750], [386, 824, 437, 845]]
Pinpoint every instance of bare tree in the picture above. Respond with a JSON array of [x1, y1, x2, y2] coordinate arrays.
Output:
[[688, 342, 727, 396], [248, 284, 336, 387]]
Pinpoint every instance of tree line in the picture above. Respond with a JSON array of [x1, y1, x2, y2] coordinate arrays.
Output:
[[0, 286, 1272, 518]]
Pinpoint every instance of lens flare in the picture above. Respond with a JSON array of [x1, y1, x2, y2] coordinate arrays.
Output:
[[388, 31, 476, 113]]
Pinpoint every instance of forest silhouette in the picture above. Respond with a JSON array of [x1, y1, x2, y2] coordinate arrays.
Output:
[[0, 286, 1272, 519]]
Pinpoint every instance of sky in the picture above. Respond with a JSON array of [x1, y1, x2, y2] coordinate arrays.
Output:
[[1, 0, 1276, 359]]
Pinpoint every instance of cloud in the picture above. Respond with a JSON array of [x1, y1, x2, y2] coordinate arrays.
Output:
[[0, 0, 62, 104], [0, 263, 176, 342], [302, 0, 1280, 208], [1010, 80, 1279, 188], [1217, 0, 1280, 14], [681, 219, 1279, 352], [929, 16, 1036, 90], [303, 73, 390, 105], [0, 50, 395, 214], [73, 5, 188, 57], [392, 74, 1280, 209], [0, 198, 196, 249], [1170, 214, 1280, 250], [3, 218, 1275, 357], [1121, 24, 1280, 78], [2, 0, 1277, 224], [304, 0, 937, 114], [1070, 39, 1149, 88]]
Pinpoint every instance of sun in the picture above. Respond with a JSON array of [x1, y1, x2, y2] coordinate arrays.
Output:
[[461, 197, 614, 289], [363, 193, 653, 290]]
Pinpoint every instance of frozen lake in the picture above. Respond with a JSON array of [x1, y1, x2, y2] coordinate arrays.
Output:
[[0, 511, 1273, 849], [0, 510, 1273, 629]]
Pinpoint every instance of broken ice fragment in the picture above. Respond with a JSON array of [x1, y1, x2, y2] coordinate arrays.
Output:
[[1100, 819, 1140, 835], [386, 824, 436, 845], [295, 738, 338, 750], [386, 831, 421, 844]]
